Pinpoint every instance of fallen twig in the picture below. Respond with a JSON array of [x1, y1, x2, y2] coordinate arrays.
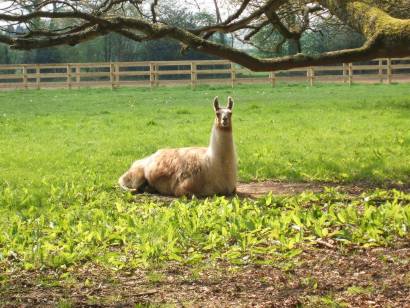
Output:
[[135, 289, 158, 297], [315, 239, 335, 249]]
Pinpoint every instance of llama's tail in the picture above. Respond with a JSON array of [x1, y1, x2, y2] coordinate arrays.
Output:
[[118, 173, 133, 191], [118, 161, 147, 192]]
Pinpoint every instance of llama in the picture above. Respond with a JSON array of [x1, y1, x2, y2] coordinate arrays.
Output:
[[118, 96, 237, 197]]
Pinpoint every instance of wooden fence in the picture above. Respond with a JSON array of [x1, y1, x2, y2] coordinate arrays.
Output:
[[0, 57, 409, 90]]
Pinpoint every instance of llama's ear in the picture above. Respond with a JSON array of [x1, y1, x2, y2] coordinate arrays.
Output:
[[213, 96, 220, 111], [227, 96, 234, 110]]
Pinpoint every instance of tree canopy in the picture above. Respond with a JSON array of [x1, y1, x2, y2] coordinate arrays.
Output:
[[0, 0, 409, 71]]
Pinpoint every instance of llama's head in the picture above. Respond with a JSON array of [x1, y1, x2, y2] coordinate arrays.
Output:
[[213, 96, 234, 129]]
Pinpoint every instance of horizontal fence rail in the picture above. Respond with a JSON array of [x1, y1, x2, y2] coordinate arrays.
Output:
[[0, 58, 409, 90]]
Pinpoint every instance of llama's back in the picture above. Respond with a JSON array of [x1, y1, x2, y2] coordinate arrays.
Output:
[[145, 147, 209, 196]]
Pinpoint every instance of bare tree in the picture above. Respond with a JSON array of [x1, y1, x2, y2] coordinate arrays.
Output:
[[0, 0, 409, 71]]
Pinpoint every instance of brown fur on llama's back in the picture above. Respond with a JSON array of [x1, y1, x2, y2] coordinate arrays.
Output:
[[119, 96, 237, 197], [146, 147, 207, 196]]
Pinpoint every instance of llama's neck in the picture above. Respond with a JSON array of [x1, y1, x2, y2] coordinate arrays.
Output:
[[207, 125, 235, 161]]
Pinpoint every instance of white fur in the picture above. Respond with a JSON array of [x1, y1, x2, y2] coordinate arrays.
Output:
[[118, 96, 237, 197], [205, 126, 237, 194]]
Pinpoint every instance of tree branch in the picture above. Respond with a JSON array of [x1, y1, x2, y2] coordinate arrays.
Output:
[[150, 0, 159, 23], [192, 0, 285, 35]]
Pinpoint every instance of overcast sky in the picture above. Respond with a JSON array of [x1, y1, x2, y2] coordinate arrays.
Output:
[[0, 0, 232, 27]]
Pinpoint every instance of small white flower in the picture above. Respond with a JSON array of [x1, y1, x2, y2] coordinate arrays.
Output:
[[291, 224, 301, 231]]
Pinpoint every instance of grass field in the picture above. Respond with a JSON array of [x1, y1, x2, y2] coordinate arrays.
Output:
[[1, 83, 409, 189], [0, 83, 409, 306]]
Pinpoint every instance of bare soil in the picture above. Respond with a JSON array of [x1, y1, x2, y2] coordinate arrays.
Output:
[[1, 244, 409, 307], [131, 181, 410, 202], [236, 181, 410, 198]]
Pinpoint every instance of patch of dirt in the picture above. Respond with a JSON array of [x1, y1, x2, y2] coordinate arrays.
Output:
[[1, 244, 409, 307], [236, 181, 410, 198], [132, 181, 410, 202]]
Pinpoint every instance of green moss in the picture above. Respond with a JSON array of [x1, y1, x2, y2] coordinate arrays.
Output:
[[321, 0, 410, 41], [349, 1, 409, 35]]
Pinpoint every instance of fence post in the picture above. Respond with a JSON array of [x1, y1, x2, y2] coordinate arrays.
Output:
[[269, 72, 276, 87], [75, 65, 80, 88], [378, 59, 383, 84], [115, 63, 120, 88], [22, 65, 28, 90], [155, 64, 159, 87], [387, 58, 392, 84], [342, 63, 347, 83], [308, 67, 314, 86], [306, 67, 310, 85], [191, 62, 197, 89], [66, 64, 72, 89], [110, 63, 115, 89], [306, 67, 314, 86], [149, 63, 155, 88], [230, 62, 236, 88], [348, 63, 353, 85], [36, 64, 40, 90]]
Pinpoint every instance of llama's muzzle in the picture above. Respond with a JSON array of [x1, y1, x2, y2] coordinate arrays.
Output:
[[221, 116, 229, 127]]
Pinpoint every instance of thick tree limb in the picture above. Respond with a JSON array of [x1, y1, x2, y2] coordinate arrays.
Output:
[[265, 10, 300, 41]]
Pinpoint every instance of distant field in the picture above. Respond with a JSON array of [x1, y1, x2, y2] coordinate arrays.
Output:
[[0, 83, 409, 189]]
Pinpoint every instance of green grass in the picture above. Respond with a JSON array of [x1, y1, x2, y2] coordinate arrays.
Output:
[[0, 83, 409, 271], [0, 83, 409, 190], [0, 186, 409, 270]]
